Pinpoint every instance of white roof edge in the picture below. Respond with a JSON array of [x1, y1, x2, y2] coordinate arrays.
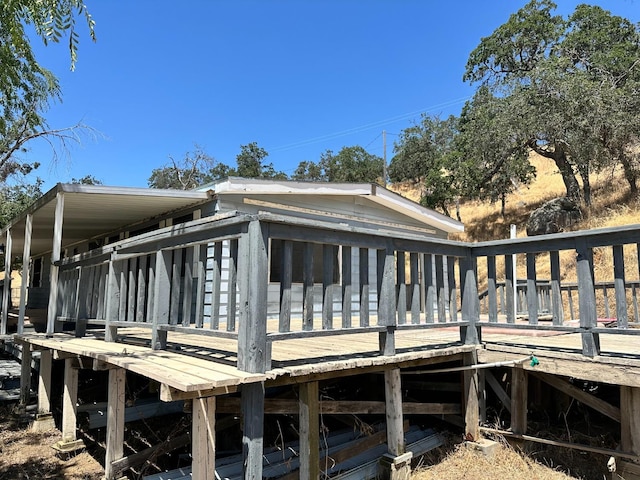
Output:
[[368, 186, 464, 233], [206, 177, 372, 195], [206, 177, 464, 233], [60, 183, 212, 199]]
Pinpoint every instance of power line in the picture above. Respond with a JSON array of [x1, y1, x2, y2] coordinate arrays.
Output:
[[268, 96, 470, 153]]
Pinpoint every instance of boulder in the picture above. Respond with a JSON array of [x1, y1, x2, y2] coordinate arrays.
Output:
[[526, 197, 582, 236]]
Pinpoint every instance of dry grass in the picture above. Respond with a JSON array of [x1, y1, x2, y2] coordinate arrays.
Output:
[[412, 438, 580, 480]]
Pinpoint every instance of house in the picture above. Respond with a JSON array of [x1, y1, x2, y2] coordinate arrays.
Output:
[[0, 178, 463, 335]]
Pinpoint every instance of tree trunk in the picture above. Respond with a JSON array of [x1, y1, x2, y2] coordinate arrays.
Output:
[[529, 141, 581, 202], [500, 194, 506, 219], [621, 154, 639, 198], [578, 163, 591, 207]]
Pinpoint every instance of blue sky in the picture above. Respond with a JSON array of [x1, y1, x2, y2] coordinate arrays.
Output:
[[23, 0, 640, 190]]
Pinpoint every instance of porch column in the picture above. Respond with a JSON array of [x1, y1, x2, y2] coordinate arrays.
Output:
[[192, 396, 216, 480], [1, 227, 13, 335], [46, 192, 65, 334], [104, 367, 126, 480], [18, 214, 33, 334]]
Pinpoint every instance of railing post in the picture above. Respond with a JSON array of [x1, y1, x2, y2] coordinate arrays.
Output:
[[105, 254, 122, 343], [238, 219, 269, 373], [424, 253, 435, 324], [460, 250, 480, 345], [576, 240, 600, 357], [151, 250, 172, 350], [378, 241, 396, 356]]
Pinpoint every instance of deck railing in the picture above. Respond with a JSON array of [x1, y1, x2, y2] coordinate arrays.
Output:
[[53, 212, 640, 373]]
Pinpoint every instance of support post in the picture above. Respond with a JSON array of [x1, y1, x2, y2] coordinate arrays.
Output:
[[61, 358, 79, 443], [511, 366, 528, 435], [192, 396, 216, 480], [381, 368, 411, 480], [299, 381, 319, 480], [19, 342, 32, 408], [32, 349, 55, 432], [1, 227, 13, 335], [242, 382, 265, 480], [105, 368, 126, 480], [105, 254, 123, 342], [464, 351, 480, 441], [18, 214, 33, 334], [47, 192, 65, 334]]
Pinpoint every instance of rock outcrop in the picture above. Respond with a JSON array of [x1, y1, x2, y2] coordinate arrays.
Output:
[[526, 197, 582, 236]]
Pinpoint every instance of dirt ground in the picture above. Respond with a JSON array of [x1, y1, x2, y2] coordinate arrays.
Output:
[[0, 405, 104, 480]]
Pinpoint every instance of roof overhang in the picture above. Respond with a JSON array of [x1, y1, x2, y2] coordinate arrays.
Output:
[[1, 183, 212, 257], [206, 177, 464, 234]]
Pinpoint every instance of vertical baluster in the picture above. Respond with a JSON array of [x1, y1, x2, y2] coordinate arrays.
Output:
[[359, 248, 369, 327], [302, 242, 314, 331], [526, 253, 538, 325], [227, 239, 238, 332], [279, 240, 292, 333], [96, 263, 107, 320], [424, 253, 435, 324], [568, 285, 576, 320], [127, 258, 136, 322], [118, 259, 128, 323], [487, 256, 497, 323], [633, 284, 639, 324], [193, 244, 207, 328], [613, 245, 628, 328], [603, 283, 611, 319], [410, 252, 420, 324], [435, 255, 446, 323], [322, 244, 336, 330], [396, 251, 406, 325], [447, 256, 458, 322], [210, 242, 223, 330], [136, 256, 148, 323], [504, 254, 515, 323], [342, 246, 352, 328], [170, 249, 183, 325], [146, 255, 156, 324], [550, 251, 564, 325], [105, 254, 122, 342], [182, 247, 194, 326]]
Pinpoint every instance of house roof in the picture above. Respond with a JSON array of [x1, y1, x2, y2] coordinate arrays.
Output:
[[0, 183, 212, 257], [207, 177, 464, 235]]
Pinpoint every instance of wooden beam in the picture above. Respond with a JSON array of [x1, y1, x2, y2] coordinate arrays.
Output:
[[47, 191, 65, 334], [159, 383, 238, 402], [299, 381, 319, 480], [192, 396, 216, 480], [37, 349, 52, 415], [241, 382, 265, 480], [485, 370, 511, 414], [463, 351, 480, 441], [385, 368, 405, 456], [105, 368, 126, 480], [17, 214, 33, 334], [621, 386, 640, 456], [110, 434, 191, 474], [511, 366, 528, 435], [19, 342, 32, 407], [61, 358, 79, 443], [532, 371, 620, 422]]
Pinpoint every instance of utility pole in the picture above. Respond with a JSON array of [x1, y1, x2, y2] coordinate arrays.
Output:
[[382, 130, 387, 186]]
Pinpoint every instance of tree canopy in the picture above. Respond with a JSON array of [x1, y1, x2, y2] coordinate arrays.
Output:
[[463, 0, 640, 204], [0, 0, 95, 182], [293, 146, 384, 184]]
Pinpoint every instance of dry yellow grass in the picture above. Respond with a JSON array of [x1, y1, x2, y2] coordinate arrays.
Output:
[[412, 441, 579, 480]]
